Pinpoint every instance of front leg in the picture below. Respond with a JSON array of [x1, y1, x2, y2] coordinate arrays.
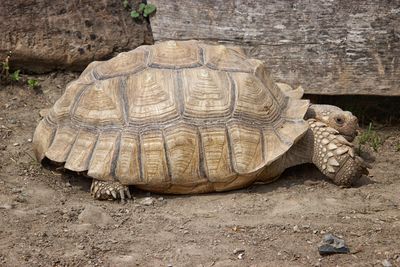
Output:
[[90, 180, 132, 201], [308, 119, 370, 186]]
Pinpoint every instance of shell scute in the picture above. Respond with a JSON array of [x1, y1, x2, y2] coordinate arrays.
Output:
[[87, 131, 119, 181], [203, 44, 254, 72], [140, 131, 170, 185], [93, 48, 147, 79], [164, 124, 205, 184], [126, 69, 180, 124], [73, 78, 125, 126], [227, 122, 264, 173], [182, 68, 232, 118], [45, 126, 77, 163], [115, 132, 142, 184], [199, 126, 236, 182], [231, 72, 280, 122], [64, 129, 98, 172], [149, 40, 202, 69]]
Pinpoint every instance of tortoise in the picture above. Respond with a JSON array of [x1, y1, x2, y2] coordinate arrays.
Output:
[[32, 40, 369, 201]]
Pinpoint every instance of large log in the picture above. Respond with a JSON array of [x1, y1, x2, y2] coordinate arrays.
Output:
[[0, 0, 152, 72], [149, 0, 400, 95]]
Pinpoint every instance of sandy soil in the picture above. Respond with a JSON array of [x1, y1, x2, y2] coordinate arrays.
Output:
[[0, 73, 399, 267]]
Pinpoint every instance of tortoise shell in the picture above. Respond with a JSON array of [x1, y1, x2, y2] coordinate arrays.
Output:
[[32, 40, 309, 193]]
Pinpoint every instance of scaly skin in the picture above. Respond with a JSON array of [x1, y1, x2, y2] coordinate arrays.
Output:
[[90, 180, 131, 201], [308, 119, 369, 186]]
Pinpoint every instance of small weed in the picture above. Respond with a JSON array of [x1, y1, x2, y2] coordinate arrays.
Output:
[[27, 78, 40, 89], [395, 142, 400, 152], [10, 70, 20, 81], [1, 52, 22, 85], [123, 1, 156, 21], [358, 123, 382, 152]]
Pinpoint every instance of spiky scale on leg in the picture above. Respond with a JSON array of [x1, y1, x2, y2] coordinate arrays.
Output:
[[308, 120, 369, 186], [90, 180, 132, 201]]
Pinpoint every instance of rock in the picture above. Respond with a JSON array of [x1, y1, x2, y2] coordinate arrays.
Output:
[[139, 197, 155, 206], [318, 233, 350, 255], [78, 204, 115, 227], [233, 249, 245, 255], [293, 225, 299, 232], [0, 0, 152, 73], [13, 195, 27, 203], [0, 203, 15, 209], [11, 188, 22, 193], [382, 259, 392, 267]]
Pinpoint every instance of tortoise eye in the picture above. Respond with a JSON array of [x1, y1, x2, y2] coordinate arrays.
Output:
[[335, 117, 344, 124]]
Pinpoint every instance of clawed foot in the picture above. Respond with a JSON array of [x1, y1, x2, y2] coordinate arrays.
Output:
[[90, 180, 132, 201], [309, 119, 371, 186]]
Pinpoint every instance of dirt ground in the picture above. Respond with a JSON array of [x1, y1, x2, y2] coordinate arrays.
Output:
[[0, 73, 399, 267]]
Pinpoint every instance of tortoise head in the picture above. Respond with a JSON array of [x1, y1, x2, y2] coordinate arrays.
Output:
[[306, 104, 359, 142]]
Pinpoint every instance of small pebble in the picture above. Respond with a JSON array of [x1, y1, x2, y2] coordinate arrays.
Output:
[[13, 143, 20, 146], [11, 188, 22, 193], [382, 259, 392, 267], [233, 249, 245, 255], [238, 253, 245, 260], [14, 195, 27, 203], [27, 138, 32, 142], [0, 203, 15, 210], [293, 225, 299, 232], [318, 233, 349, 255], [139, 197, 154, 206]]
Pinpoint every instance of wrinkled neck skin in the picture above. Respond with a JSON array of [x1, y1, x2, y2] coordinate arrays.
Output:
[[256, 128, 314, 182]]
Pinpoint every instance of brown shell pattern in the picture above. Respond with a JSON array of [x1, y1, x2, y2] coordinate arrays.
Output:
[[33, 40, 309, 190]]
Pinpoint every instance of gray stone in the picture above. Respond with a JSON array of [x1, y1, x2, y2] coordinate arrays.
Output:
[[382, 259, 392, 267], [139, 197, 155, 206], [78, 204, 115, 226], [319, 233, 349, 255]]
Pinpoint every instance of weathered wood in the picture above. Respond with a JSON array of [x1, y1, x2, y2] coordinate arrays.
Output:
[[149, 0, 400, 95]]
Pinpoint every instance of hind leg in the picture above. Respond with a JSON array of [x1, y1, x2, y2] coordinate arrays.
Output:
[[90, 179, 132, 201]]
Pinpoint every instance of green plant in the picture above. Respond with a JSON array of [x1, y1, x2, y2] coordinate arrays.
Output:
[[10, 70, 20, 81], [358, 123, 382, 152], [123, 1, 156, 20], [27, 78, 40, 89], [395, 142, 400, 152]]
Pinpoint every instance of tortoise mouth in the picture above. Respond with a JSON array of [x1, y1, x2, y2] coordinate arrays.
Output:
[[342, 133, 356, 142]]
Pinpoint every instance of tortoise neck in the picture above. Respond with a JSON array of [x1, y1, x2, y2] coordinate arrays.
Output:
[[255, 128, 313, 183], [283, 127, 314, 169]]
